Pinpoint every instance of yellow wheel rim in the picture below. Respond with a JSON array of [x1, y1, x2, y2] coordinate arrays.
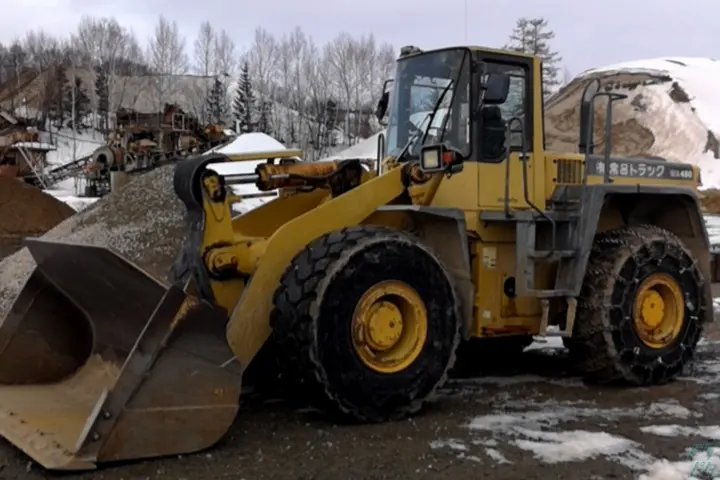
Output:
[[351, 280, 428, 374], [632, 273, 684, 349]]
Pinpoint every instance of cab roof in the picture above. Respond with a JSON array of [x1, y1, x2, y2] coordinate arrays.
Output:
[[400, 45, 536, 61]]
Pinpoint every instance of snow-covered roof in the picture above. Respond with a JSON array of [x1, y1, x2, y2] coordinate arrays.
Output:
[[12, 141, 56, 151]]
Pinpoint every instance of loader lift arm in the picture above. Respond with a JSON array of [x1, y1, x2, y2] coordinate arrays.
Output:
[[170, 152, 369, 306], [167, 151, 417, 372]]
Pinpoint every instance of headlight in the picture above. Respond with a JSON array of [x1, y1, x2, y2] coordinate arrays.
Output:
[[420, 146, 441, 171]]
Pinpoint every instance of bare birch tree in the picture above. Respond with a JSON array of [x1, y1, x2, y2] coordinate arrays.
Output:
[[72, 16, 137, 129], [192, 21, 214, 122], [213, 30, 236, 77], [147, 15, 188, 112], [22, 30, 61, 122], [245, 27, 280, 98], [193, 21, 215, 76], [325, 34, 356, 146]]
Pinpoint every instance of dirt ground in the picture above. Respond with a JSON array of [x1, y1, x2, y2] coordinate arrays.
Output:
[[0, 306, 719, 479]]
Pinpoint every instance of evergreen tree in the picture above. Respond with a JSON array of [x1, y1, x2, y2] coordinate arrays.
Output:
[[51, 65, 68, 126], [95, 65, 110, 131], [505, 17, 562, 97], [206, 77, 229, 124], [232, 61, 255, 133], [256, 100, 273, 135]]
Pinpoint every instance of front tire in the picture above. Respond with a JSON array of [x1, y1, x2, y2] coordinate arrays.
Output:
[[570, 224, 707, 385], [271, 226, 461, 422]]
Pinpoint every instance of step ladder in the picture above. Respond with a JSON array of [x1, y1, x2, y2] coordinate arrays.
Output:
[[515, 218, 579, 337]]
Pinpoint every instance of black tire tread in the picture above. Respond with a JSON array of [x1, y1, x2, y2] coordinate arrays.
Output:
[[571, 224, 707, 385], [270, 225, 462, 422]]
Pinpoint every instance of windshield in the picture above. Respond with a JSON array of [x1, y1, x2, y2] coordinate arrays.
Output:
[[385, 48, 471, 159]]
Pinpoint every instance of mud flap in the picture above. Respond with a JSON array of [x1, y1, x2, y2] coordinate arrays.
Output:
[[0, 238, 242, 470]]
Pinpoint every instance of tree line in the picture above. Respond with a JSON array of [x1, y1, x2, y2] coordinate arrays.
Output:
[[0, 15, 563, 159]]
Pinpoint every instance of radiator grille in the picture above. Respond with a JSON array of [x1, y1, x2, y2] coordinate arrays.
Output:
[[555, 159, 583, 184]]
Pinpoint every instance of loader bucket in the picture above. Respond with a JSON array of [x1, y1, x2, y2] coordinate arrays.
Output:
[[0, 238, 242, 471]]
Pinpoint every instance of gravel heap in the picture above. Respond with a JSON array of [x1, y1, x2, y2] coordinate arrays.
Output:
[[0, 177, 75, 235], [0, 164, 188, 320]]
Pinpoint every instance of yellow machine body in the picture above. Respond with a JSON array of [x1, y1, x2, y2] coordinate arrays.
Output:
[[0, 46, 713, 471]]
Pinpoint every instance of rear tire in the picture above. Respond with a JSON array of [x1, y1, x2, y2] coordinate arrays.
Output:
[[271, 226, 461, 422], [570, 224, 706, 385]]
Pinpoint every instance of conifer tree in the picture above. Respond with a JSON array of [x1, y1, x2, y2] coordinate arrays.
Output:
[[232, 61, 255, 132]]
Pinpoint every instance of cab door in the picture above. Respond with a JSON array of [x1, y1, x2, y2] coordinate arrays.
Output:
[[476, 55, 536, 212]]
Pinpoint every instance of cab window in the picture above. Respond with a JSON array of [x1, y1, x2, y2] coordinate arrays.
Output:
[[478, 61, 531, 162]]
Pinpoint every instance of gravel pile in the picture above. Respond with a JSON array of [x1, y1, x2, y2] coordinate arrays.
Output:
[[0, 177, 75, 235], [0, 164, 188, 320]]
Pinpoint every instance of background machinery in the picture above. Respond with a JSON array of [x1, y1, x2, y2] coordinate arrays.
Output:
[[0, 45, 712, 470]]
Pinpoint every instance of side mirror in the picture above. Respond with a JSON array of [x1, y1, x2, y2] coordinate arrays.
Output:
[[375, 92, 389, 122], [482, 73, 510, 105], [375, 78, 394, 123]]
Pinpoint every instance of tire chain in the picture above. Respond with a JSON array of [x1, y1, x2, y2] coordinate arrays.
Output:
[[573, 224, 706, 384]]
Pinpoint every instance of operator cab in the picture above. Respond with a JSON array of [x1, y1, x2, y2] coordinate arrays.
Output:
[[376, 45, 533, 172]]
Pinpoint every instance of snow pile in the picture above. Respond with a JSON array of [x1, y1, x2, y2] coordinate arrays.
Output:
[[513, 429, 636, 464], [546, 57, 720, 188], [640, 424, 720, 440], [640, 446, 720, 480]]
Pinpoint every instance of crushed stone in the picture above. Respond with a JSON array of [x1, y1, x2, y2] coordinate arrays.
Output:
[[0, 164, 188, 320]]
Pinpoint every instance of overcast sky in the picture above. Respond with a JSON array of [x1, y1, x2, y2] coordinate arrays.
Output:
[[5, 0, 718, 76]]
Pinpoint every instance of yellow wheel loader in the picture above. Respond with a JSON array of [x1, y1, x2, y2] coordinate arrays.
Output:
[[0, 45, 714, 470]]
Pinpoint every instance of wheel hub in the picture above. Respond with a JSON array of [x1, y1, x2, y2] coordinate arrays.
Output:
[[638, 290, 665, 328], [365, 301, 403, 351], [351, 280, 428, 374], [632, 273, 684, 349]]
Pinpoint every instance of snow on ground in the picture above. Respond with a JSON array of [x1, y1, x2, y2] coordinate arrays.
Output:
[[640, 447, 720, 480], [640, 425, 720, 440], [43, 177, 98, 212], [430, 395, 698, 473], [41, 128, 105, 166], [421, 328, 720, 478], [436, 387, 714, 475]]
